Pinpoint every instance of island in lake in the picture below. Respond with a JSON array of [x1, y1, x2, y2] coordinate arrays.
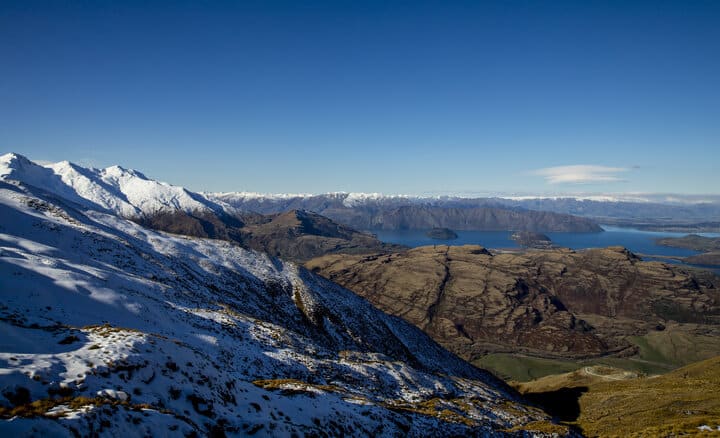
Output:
[[511, 231, 554, 249], [426, 227, 458, 240]]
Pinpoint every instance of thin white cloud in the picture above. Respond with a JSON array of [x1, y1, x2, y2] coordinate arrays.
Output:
[[533, 165, 629, 185]]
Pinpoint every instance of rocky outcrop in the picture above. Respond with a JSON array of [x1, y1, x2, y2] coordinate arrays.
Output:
[[306, 246, 720, 362]]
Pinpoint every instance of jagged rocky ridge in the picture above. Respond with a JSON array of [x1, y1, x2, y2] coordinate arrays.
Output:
[[307, 245, 720, 362], [0, 162, 565, 435], [0, 153, 233, 218]]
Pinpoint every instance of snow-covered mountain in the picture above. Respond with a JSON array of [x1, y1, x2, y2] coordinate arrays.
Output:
[[0, 153, 233, 218], [0, 161, 563, 435], [211, 191, 419, 208], [8, 152, 711, 233]]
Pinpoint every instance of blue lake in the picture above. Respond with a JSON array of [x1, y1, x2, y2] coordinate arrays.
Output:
[[373, 226, 720, 262]]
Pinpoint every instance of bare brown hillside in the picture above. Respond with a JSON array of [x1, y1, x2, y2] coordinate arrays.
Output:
[[307, 245, 720, 363]]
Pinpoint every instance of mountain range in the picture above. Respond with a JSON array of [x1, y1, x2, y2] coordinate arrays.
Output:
[[4, 152, 719, 436], [1, 154, 606, 233], [4, 153, 719, 233], [0, 153, 568, 435], [211, 192, 602, 232], [210, 192, 720, 230], [0, 154, 401, 262]]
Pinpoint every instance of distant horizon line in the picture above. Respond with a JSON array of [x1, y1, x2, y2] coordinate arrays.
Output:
[[212, 191, 720, 205]]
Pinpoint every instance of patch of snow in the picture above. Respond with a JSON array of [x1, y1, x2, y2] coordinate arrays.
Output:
[[96, 389, 129, 401], [698, 425, 720, 432]]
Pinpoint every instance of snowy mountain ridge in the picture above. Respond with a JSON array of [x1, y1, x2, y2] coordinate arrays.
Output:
[[0, 158, 563, 435], [0, 153, 235, 218], [3, 152, 715, 230], [210, 191, 417, 208]]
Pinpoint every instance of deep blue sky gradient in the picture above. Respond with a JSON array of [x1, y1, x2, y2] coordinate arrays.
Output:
[[1, 1, 718, 194]]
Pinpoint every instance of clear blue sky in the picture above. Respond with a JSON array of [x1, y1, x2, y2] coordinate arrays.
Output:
[[1, 0, 718, 194]]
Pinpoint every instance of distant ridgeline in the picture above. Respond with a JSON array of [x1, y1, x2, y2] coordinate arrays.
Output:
[[211, 192, 603, 232], [210, 192, 720, 232]]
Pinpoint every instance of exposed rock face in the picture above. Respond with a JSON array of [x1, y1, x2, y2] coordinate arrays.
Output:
[[426, 227, 458, 240], [511, 231, 553, 249], [306, 245, 720, 362]]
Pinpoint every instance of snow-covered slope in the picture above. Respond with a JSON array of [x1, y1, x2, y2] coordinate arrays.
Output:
[[0, 153, 232, 218], [0, 180, 562, 435]]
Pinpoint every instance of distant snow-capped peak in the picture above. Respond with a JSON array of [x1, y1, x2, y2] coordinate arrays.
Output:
[[0, 153, 233, 217], [209, 191, 422, 207], [210, 188, 720, 207]]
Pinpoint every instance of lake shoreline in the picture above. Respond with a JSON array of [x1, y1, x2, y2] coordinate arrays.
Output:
[[370, 226, 720, 274]]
